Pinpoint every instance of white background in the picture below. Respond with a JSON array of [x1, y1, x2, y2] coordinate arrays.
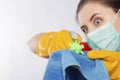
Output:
[[0, 0, 86, 80]]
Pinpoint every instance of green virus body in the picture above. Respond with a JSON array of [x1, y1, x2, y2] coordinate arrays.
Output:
[[69, 39, 84, 55]]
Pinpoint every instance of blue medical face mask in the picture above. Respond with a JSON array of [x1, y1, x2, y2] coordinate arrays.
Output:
[[87, 9, 120, 51]]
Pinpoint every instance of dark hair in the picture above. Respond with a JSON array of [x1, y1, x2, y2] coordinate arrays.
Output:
[[76, 0, 120, 19]]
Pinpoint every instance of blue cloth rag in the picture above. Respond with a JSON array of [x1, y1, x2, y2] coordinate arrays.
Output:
[[43, 50, 110, 80]]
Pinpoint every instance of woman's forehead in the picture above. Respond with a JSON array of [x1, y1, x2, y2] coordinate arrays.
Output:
[[77, 2, 113, 24]]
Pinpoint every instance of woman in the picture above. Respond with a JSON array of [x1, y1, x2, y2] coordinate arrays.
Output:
[[76, 0, 120, 79], [28, 0, 120, 79], [77, 0, 120, 51]]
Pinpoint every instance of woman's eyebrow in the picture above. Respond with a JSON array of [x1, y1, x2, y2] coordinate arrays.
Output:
[[89, 13, 100, 21]]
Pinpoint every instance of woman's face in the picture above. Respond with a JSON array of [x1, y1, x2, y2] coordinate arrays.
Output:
[[78, 2, 120, 35]]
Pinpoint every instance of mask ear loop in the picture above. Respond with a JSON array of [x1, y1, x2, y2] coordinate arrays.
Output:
[[111, 9, 120, 24]]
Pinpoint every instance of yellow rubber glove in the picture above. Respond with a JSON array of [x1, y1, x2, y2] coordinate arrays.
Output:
[[88, 50, 120, 80], [36, 30, 82, 57], [36, 32, 56, 57]]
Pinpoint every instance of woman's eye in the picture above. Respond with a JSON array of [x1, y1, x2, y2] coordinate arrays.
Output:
[[94, 19, 102, 25], [81, 26, 88, 34]]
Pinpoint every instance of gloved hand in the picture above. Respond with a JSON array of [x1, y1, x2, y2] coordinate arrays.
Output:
[[36, 30, 82, 57], [36, 32, 56, 57], [88, 50, 120, 80]]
